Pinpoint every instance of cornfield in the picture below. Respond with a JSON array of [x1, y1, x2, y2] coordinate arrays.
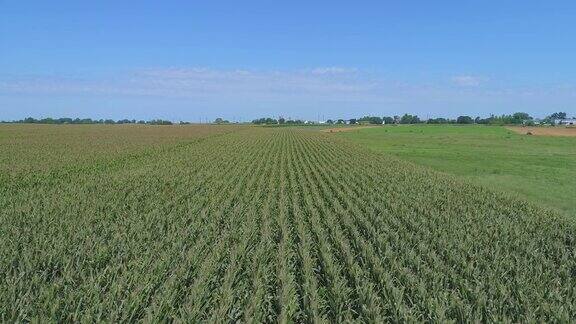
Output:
[[1, 124, 575, 322]]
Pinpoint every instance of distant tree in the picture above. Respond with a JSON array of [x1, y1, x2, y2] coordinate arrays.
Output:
[[285, 119, 304, 124], [513, 112, 531, 121], [326, 119, 334, 124], [477, 112, 533, 125], [336, 119, 345, 124], [400, 114, 420, 124], [214, 117, 229, 124], [251, 117, 278, 124], [148, 119, 173, 125], [456, 116, 474, 124], [475, 115, 494, 124], [278, 117, 286, 124], [382, 116, 394, 124], [348, 118, 357, 124], [358, 116, 383, 124], [548, 112, 567, 120], [427, 117, 451, 124]]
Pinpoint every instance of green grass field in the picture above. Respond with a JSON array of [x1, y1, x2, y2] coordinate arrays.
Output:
[[338, 125, 576, 216], [1, 124, 575, 321]]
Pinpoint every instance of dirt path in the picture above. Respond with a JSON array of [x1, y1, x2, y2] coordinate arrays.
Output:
[[507, 126, 576, 137], [321, 126, 379, 133]]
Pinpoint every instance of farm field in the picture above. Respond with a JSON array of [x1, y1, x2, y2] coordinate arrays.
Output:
[[338, 125, 576, 216], [1, 124, 576, 322]]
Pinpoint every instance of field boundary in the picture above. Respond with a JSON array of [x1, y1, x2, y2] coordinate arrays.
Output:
[[321, 126, 380, 133], [506, 126, 576, 137]]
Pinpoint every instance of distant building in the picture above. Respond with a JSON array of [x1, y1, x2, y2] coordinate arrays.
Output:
[[554, 119, 576, 126], [530, 118, 542, 125]]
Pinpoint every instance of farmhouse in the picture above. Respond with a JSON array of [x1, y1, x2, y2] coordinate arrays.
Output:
[[554, 119, 576, 126]]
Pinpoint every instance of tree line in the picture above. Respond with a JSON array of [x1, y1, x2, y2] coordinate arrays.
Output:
[[4, 117, 175, 125], [5, 117, 235, 125], [252, 112, 572, 125], [4, 111, 572, 126]]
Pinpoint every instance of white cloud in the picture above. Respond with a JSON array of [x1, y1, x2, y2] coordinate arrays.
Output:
[[0, 67, 375, 99], [451, 75, 485, 87], [309, 67, 358, 75], [2, 68, 575, 119]]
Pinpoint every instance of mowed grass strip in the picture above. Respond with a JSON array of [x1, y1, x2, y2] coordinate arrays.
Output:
[[0, 125, 575, 322]]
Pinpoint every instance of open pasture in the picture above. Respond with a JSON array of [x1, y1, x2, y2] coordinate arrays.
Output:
[[338, 125, 576, 216]]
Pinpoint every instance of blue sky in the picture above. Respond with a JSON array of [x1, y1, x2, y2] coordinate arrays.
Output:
[[1, 0, 575, 121]]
